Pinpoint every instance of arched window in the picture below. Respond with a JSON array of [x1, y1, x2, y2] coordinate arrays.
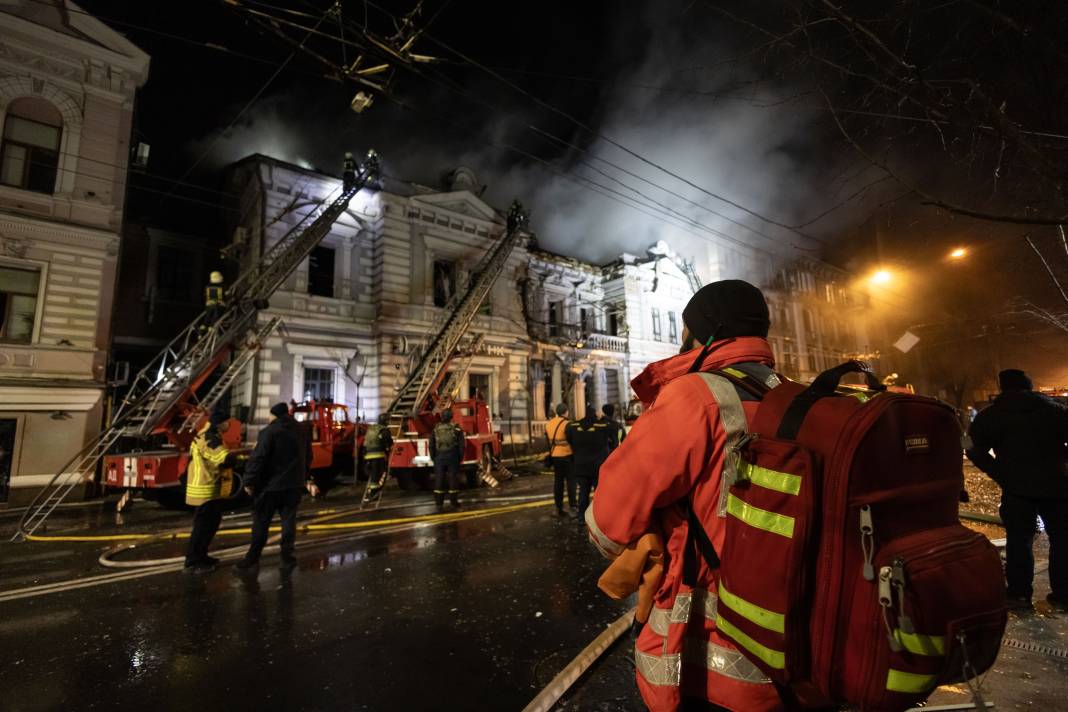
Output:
[[1, 97, 62, 194]]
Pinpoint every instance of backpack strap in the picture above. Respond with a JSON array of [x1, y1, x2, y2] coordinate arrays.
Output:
[[682, 369, 775, 582]]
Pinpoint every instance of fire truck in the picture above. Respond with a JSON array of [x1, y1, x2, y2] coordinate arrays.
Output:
[[370, 202, 529, 497], [292, 399, 359, 488], [15, 153, 381, 539]]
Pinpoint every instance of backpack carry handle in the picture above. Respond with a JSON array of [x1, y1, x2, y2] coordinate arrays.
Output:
[[777, 361, 886, 440], [809, 360, 886, 397]]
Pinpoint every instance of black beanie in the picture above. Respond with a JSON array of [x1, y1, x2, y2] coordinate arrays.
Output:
[[682, 279, 770, 344], [209, 409, 228, 426], [270, 402, 290, 418], [998, 369, 1032, 392]]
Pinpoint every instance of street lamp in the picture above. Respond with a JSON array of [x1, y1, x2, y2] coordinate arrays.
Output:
[[870, 269, 892, 285], [949, 247, 968, 260]]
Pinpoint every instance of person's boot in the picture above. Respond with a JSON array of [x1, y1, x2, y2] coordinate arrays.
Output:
[[1047, 592, 1068, 611], [434, 491, 445, 512], [449, 491, 461, 509]]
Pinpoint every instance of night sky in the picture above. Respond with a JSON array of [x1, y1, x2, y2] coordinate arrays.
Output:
[[71, 1, 1068, 384]]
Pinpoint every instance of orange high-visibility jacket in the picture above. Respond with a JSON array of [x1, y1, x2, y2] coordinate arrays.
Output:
[[586, 337, 784, 712]]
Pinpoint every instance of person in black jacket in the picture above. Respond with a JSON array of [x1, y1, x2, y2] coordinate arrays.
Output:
[[566, 412, 613, 522], [967, 369, 1068, 609], [236, 402, 315, 571]]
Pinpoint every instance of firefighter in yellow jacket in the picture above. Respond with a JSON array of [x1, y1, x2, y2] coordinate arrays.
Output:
[[184, 411, 234, 573]]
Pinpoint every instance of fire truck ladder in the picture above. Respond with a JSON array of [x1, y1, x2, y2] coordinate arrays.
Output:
[[384, 201, 528, 431], [14, 152, 381, 541], [435, 334, 485, 413], [362, 202, 527, 506]]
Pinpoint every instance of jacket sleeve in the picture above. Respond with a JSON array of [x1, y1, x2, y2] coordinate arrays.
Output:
[[305, 429, 313, 479], [965, 411, 1000, 483], [243, 427, 272, 491], [586, 377, 718, 558], [382, 429, 393, 452]]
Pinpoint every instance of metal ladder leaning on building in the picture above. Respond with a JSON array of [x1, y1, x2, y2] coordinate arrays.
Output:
[[13, 151, 382, 541], [362, 201, 528, 506]]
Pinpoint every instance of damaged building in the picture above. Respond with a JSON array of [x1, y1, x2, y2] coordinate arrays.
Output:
[[223, 156, 877, 445]]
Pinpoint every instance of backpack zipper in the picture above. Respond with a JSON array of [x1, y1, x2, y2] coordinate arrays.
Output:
[[859, 505, 875, 581]]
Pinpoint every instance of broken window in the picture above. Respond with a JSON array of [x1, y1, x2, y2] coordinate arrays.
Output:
[[548, 300, 561, 337], [0, 265, 40, 343], [608, 311, 619, 336], [308, 246, 335, 298], [433, 259, 457, 307], [155, 245, 197, 302], [580, 307, 592, 334], [652, 307, 662, 341], [469, 372, 490, 402]]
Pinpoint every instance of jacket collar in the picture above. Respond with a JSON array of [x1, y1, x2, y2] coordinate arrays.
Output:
[[630, 336, 775, 406]]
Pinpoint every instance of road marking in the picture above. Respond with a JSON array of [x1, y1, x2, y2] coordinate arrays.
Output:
[[0, 499, 554, 603]]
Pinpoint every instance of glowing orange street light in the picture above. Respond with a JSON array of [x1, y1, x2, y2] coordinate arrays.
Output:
[[870, 269, 892, 285], [949, 247, 968, 260]]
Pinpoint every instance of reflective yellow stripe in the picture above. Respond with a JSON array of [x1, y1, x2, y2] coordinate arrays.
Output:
[[886, 669, 938, 693], [718, 583, 784, 633], [894, 630, 946, 656], [847, 391, 870, 403], [721, 367, 746, 379], [715, 615, 785, 670], [726, 494, 795, 538], [737, 461, 801, 496], [364, 452, 386, 460]]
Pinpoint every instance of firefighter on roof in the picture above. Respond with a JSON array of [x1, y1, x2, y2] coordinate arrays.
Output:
[[342, 152, 356, 192]]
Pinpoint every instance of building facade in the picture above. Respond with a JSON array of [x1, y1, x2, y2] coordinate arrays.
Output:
[[224, 157, 877, 450], [0, 3, 148, 503]]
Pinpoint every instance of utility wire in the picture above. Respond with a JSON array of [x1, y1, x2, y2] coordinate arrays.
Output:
[[157, 6, 331, 207]]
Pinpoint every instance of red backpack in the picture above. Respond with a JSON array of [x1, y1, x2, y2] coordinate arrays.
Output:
[[708, 361, 1006, 711]]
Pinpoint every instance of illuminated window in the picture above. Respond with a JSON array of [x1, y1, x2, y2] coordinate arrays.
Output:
[[0, 98, 62, 194], [303, 367, 334, 401]]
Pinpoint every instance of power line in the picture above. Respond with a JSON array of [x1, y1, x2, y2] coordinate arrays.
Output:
[[157, 6, 332, 207], [230, 2, 822, 262]]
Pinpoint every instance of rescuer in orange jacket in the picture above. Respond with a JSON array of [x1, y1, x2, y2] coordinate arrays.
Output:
[[586, 280, 785, 712]]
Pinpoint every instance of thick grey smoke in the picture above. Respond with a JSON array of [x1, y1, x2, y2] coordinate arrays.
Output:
[[190, 4, 887, 281]]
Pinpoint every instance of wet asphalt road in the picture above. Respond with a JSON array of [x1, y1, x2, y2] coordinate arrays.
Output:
[[0, 476, 639, 712], [3, 472, 1067, 711]]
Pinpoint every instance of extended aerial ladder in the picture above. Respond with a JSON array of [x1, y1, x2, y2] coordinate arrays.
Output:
[[14, 152, 381, 541], [362, 201, 528, 505]]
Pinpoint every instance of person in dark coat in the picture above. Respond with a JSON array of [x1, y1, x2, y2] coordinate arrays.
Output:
[[430, 409, 465, 511], [596, 404, 626, 457], [967, 369, 1068, 609], [566, 412, 612, 521], [236, 402, 315, 571]]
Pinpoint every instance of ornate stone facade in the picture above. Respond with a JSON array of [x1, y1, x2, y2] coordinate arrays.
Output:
[[0, 4, 148, 503]]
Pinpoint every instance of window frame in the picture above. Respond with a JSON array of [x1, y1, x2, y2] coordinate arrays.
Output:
[[667, 311, 678, 344], [307, 245, 336, 298], [651, 307, 662, 342], [0, 112, 62, 195], [0, 259, 45, 345], [302, 366, 337, 402]]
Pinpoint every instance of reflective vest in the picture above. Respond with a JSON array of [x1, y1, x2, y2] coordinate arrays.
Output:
[[364, 424, 387, 459], [205, 285, 225, 307], [545, 416, 571, 458], [587, 338, 784, 712], [186, 425, 232, 506]]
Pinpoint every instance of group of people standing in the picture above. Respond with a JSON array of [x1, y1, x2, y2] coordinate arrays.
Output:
[[545, 402, 625, 520], [183, 401, 316, 575]]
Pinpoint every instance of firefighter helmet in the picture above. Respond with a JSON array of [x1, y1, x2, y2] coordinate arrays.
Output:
[[209, 271, 224, 285]]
